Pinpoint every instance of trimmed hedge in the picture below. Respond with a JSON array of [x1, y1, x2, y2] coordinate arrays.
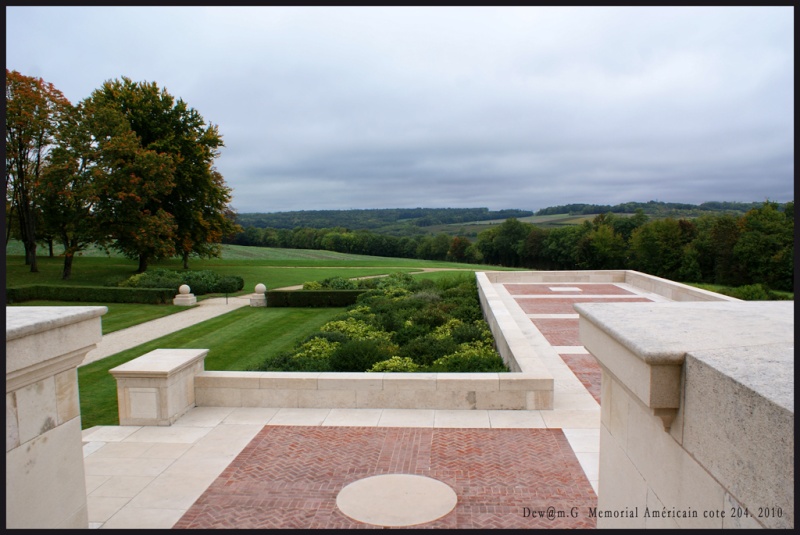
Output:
[[266, 290, 366, 308], [6, 285, 176, 304]]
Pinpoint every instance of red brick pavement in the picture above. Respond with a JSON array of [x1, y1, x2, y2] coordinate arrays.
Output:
[[515, 296, 652, 314], [559, 354, 603, 404], [504, 283, 635, 295], [530, 318, 582, 346], [173, 426, 597, 529]]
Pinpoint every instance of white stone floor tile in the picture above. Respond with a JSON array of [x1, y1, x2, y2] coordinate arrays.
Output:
[[541, 409, 601, 429], [172, 406, 235, 427], [81, 426, 141, 442], [562, 428, 601, 453], [89, 475, 154, 498], [125, 470, 219, 510], [84, 456, 175, 477], [83, 441, 106, 457], [377, 409, 435, 427], [267, 408, 331, 426], [88, 522, 103, 529], [122, 425, 212, 444], [101, 506, 187, 529], [165, 455, 237, 477], [222, 407, 280, 424], [553, 392, 599, 410], [179, 424, 264, 459], [87, 496, 132, 523], [85, 474, 111, 494], [143, 442, 193, 459], [488, 410, 547, 428], [574, 451, 600, 481], [323, 408, 383, 426], [433, 410, 491, 428], [86, 441, 155, 459]]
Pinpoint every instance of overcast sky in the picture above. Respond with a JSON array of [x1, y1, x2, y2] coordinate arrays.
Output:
[[6, 6, 794, 214]]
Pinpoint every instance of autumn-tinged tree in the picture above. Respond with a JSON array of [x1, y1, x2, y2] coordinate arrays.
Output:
[[5, 70, 70, 272], [39, 102, 100, 279], [86, 77, 236, 271]]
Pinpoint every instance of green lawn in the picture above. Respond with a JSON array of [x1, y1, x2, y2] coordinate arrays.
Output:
[[78, 306, 342, 429]]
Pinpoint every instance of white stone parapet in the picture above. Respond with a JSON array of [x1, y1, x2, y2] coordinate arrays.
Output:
[[576, 300, 794, 529], [6, 306, 106, 529], [109, 348, 208, 426]]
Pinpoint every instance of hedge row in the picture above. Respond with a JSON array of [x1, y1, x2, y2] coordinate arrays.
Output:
[[265, 290, 366, 308], [6, 285, 176, 304]]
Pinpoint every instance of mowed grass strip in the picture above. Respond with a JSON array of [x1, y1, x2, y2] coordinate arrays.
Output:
[[78, 306, 341, 429], [8, 301, 188, 335]]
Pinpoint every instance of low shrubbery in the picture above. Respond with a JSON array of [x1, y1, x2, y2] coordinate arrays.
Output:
[[252, 273, 508, 373], [6, 285, 175, 304], [117, 269, 244, 295]]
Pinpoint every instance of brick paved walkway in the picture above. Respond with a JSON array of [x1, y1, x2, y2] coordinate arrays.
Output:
[[505, 283, 657, 407], [174, 426, 597, 529]]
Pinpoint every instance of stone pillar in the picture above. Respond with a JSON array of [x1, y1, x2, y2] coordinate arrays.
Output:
[[250, 283, 267, 307], [6, 306, 106, 529], [173, 284, 197, 306]]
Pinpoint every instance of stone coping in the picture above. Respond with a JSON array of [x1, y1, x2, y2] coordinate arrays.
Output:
[[6, 306, 107, 341], [575, 301, 793, 366], [109, 348, 209, 378]]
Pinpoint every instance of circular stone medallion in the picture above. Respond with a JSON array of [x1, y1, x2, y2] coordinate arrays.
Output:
[[336, 474, 457, 527]]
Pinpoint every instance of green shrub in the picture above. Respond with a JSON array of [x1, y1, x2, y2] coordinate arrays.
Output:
[[328, 339, 394, 372], [6, 285, 174, 304], [320, 317, 395, 344], [266, 290, 365, 307], [427, 341, 508, 373], [215, 276, 244, 294], [368, 356, 420, 373], [719, 283, 776, 301], [397, 334, 459, 367]]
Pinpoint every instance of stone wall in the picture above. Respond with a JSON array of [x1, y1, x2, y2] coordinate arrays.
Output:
[[577, 300, 793, 529], [6, 306, 106, 529]]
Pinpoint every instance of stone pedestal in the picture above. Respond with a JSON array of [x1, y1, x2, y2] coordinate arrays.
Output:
[[173, 284, 196, 306], [6, 306, 106, 529], [250, 283, 267, 307], [109, 348, 208, 426]]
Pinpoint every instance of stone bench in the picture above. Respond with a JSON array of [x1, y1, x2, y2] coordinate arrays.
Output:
[[109, 348, 207, 426]]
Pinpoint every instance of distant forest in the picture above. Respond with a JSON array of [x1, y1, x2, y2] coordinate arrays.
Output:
[[227, 200, 793, 293], [236, 208, 534, 231], [535, 200, 765, 216]]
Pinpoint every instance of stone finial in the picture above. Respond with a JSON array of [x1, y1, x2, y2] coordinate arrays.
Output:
[[179, 284, 191, 295], [255, 283, 266, 294]]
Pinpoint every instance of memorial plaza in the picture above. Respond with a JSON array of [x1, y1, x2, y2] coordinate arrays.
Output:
[[6, 270, 793, 529]]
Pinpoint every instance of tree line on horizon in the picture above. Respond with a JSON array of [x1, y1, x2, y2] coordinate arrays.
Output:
[[5, 70, 239, 279], [227, 203, 794, 292]]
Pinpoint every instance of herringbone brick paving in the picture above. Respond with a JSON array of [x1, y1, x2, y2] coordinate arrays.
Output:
[[504, 283, 635, 295], [559, 354, 602, 404], [173, 426, 597, 529]]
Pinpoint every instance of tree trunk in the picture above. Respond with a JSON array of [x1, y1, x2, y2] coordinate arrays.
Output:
[[62, 253, 74, 280], [137, 254, 148, 273], [182, 251, 189, 270], [25, 241, 39, 272], [48, 238, 54, 257]]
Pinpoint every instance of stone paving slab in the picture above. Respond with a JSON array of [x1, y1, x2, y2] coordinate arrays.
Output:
[[173, 426, 598, 529]]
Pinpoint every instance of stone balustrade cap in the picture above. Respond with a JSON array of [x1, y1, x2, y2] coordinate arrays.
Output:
[[575, 301, 794, 366], [109, 348, 208, 377], [6, 306, 107, 342]]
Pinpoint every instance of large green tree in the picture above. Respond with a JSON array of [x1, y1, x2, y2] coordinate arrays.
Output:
[[39, 101, 101, 279], [5, 70, 70, 272], [85, 77, 236, 271]]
